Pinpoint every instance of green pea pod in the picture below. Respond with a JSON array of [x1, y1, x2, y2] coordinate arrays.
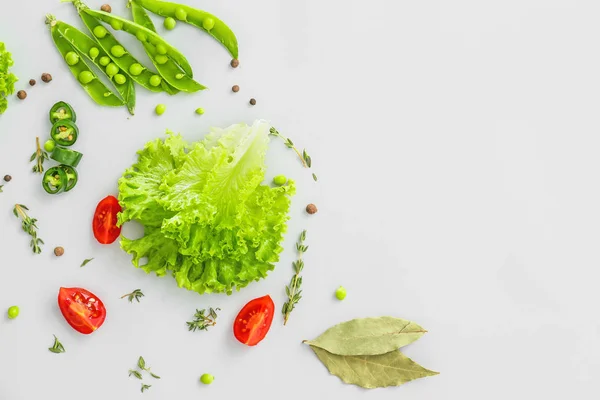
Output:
[[54, 20, 136, 114], [133, 0, 238, 59], [46, 15, 124, 108], [51, 147, 83, 168], [128, 2, 206, 92]]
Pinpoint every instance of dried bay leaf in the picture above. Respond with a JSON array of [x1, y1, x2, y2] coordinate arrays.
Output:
[[310, 346, 438, 389], [304, 316, 427, 356]]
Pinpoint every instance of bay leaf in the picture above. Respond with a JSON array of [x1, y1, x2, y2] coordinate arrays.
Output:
[[304, 316, 427, 356], [310, 345, 439, 389]]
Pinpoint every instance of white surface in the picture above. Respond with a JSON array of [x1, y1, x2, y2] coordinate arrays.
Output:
[[0, 0, 598, 398]]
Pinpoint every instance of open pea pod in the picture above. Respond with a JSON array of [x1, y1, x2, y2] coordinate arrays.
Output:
[[46, 15, 124, 108], [129, 1, 204, 93], [54, 20, 136, 114], [133, 0, 238, 59]]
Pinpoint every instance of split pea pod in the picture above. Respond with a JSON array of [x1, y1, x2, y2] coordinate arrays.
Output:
[[129, 1, 205, 93], [54, 20, 136, 114], [46, 15, 124, 108], [133, 0, 238, 59]]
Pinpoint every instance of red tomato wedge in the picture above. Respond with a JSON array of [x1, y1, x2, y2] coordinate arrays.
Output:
[[233, 295, 275, 346], [58, 287, 106, 335], [93, 195, 122, 244]]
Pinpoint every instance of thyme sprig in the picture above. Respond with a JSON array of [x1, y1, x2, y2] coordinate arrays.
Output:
[[48, 335, 65, 353], [30, 137, 49, 174], [137, 356, 160, 379], [187, 307, 220, 332], [13, 204, 43, 254], [121, 289, 144, 303], [141, 384, 151, 393], [282, 230, 308, 325], [269, 127, 314, 171]]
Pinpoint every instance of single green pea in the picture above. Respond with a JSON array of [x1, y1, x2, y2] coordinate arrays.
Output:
[[44, 140, 56, 152], [155, 54, 168, 65], [129, 63, 143, 76], [202, 18, 215, 31], [164, 17, 177, 30], [93, 25, 108, 38], [200, 374, 214, 385], [7, 306, 19, 319], [136, 31, 147, 42], [335, 286, 347, 300], [195, 107, 205, 115], [89, 47, 99, 59], [65, 51, 80, 66], [175, 7, 187, 21], [114, 74, 127, 85], [99, 56, 111, 66], [106, 63, 119, 77], [110, 20, 123, 31], [78, 71, 94, 84], [273, 175, 287, 186], [111, 45, 126, 58], [155, 104, 166, 115], [156, 44, 168, 55], [149, 75, 162, 87]]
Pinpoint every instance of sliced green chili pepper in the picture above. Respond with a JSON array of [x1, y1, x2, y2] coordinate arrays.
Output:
[[51, 120, 79, 147], [49, 101, 77, 124], [60, 165, 79, 192], [51, 147, 84, 168], [43, 167, 68, 194]]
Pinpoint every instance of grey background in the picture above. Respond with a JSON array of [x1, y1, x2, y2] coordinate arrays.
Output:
[[0, 0, 598, 398]]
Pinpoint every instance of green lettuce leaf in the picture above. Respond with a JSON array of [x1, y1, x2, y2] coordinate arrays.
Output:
[[0, 42, 18, 115]]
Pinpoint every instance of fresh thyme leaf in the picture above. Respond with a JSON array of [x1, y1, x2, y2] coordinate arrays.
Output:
[[121, 289, 144, 303], [141, 384, 151, 393], [138, 356, 146, 370], [129, 369, 143, 379], [149, 372, 161, 379], [48, 335, 65, 353], [312, 173, 318, 182], [13, 204, 43, 254], [80, 258, 94, 267], [0, 185, 3, 192], [283, 230, 308, 325], [187, 307, 220, 332]]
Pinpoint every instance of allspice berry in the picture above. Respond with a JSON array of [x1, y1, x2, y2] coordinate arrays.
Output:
[[17, 90, 27, 100], [230, 58, 239, 68], [232, 85, 240, 93], [29, 79, 36, 86], [101, 4, 112, 12], [306, 204, 318, 215], [54, 247, 65, 257], [249, 98, 256, 106], [41, 73, 53, 83], [3, 175, 12, 182]]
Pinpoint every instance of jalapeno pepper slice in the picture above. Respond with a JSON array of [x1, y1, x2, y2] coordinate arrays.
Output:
[[60, 165, 79, 192], [51, 120, 79, 147], [49, 101, 77, 124], [51, 147, 83, 168], [43, 167, 68, 194]]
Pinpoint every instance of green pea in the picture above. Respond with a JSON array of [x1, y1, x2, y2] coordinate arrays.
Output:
[[110, 20, 123, 31], [335, 286, 347, 301], [106, 63, 119, 77], [156, 44, 168, 55], [78, 71, 94, 84], [195, 107, 205, 115], [200, 374, 214, 385], [65, 51, 80, 66], [93, 25, 108, 38], [155, 104, 166, 115], [114, 74, 127, 85], [149, 75, 162, 87], [7, 306, 19, 319], [136, 31, 148, 42], [175, 7, 187, 21], [111, 45, 126, 58], [89, 47, 99, 59], [164, 17, 177, 30], [99, 56, 111, 66], [129, 63, 143, 76], [44, 140, 56, 152], [155, 55, 168, 65], [273, 175, 287, 186], [203, 18, 215, 31]]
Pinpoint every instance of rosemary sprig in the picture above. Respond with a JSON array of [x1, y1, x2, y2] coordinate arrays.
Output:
[[141, 384, 151, 393], [282, 230, 308, 325], [13, 204, 43, 254], [269, 127, 313, 169], [121, 289, 144, 303], [30, 137, 49, 174], [137, 356, 160, 379], [186, 307, 220, 332], [48, 335, 66, 353]]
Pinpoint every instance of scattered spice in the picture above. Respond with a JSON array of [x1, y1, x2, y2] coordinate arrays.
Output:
[[41, 73, 52, 83], [232, 84, 240, 93], [30, 137, 49, 174], [230, 58, 239, 68], [249, 98, 256, 105], [29, 79, 36, 86], [4, 175, 11, 182], [282, 230, 308, 325], [121, 289, 144, 303], [306, 203, 318, 215], [100, 4, 112, 12], [16, 90, 27, 100], [54, 246, 64, 257], [48, 335, 66, 353], [186, 307, 220, 332], [13, 204, 43, 254]]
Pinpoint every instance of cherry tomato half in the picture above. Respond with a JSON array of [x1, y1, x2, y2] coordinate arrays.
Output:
[[233, 295, 275, 346], [58, 287, 106, 335], [92, 195, 122, 244]]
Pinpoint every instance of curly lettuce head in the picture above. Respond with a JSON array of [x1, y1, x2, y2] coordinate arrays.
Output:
[[0, 42, 18, 115]]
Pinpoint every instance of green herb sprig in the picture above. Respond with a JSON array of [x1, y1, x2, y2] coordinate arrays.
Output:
[[80, 258, 94, 267], [121, 289, 144, 303], [269, 127, 317, 181], [13, 204, 43, 254], [137, 356, 160, 379], [48, 335, 65, 353], [141, 384, 151, 393], [187, 307, 220, 332], [282, 230, 308, 325], [30, 136, 49, 174]]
